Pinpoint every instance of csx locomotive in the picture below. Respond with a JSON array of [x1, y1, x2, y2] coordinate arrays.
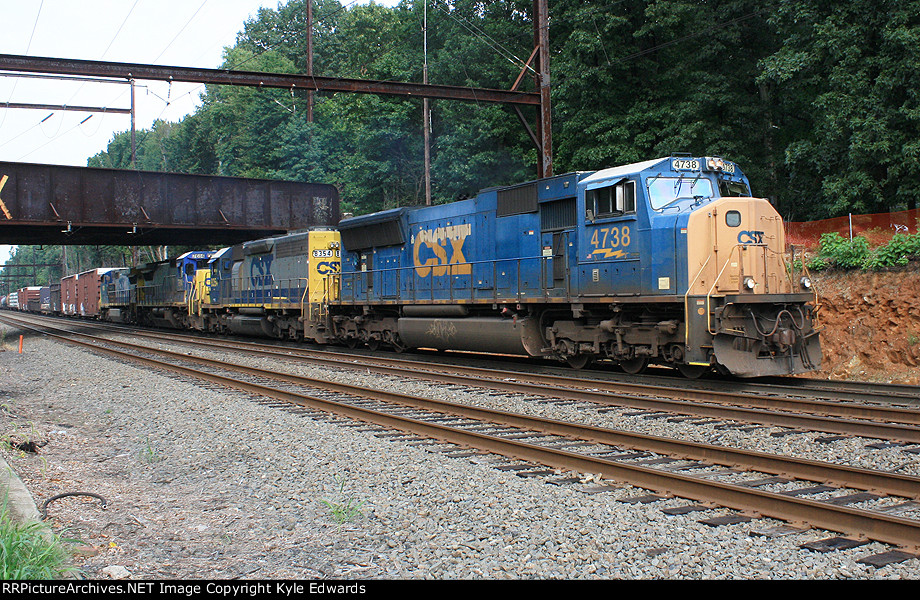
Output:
[[13, 156, 821, 378], [327, 156, 821, 377]]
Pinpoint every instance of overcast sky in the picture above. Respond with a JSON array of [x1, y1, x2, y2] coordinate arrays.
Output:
[[0, 0, 398, 265]]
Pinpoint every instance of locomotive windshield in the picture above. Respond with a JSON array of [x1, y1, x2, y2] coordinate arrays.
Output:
[[647, 176, 714, 210]]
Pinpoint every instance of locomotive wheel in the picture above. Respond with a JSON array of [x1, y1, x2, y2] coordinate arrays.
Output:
[[565, 354, 593, 369], [345, 337, 358, 349], [366, 338, 381, 351], [619, 357, 648, 374], [676, 363, 710, 379]]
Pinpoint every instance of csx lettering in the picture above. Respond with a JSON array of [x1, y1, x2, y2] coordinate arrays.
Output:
[[414, 224, 472, 277], [737, 230, 765, 244], [249, 256, 274, 286], [316, 261, 340, 275]]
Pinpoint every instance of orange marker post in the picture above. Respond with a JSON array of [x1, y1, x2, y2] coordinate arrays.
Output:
[[18, 335, 23, 354]]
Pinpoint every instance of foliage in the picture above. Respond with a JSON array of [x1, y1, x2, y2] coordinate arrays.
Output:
[[808, 233, 871, 270], [0, 244, 204, 296], [138, 436, 163, 464], [863, 232, 920, 269], [80, 0, 920, 222], [759, 0, 920, 218], [0, 504, 76, 579], [808, 231, 920, 271], [320, 475, 365, 525]]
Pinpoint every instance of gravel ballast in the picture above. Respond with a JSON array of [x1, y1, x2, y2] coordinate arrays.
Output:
[[0, 322, 918, 580]]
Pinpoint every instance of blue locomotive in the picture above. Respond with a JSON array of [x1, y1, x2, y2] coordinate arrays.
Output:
[[329, 156, 821, 377]]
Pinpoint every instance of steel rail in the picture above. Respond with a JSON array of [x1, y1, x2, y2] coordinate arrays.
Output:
[[756, 376, 920, 402], [5, 314, 920, 551], [8, 313, 920, 440], [16, 314, 920, 496], [74, 321, 920, 441], [62, 318, 920, 423]]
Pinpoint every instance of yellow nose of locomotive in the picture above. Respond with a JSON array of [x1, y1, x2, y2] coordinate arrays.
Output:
[[684, 197, 821, 377], [685, 197, 790, 296]]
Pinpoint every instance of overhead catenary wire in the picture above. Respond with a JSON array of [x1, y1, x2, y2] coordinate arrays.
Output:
[[6, 0, 210, 163], [152, 0, 211, 64], [17, 115, 91, 162], [1, 0, 45, 130], [0, 113, 53, 150]]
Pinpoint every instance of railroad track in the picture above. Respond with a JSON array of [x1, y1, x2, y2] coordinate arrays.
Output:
[[3, 311, 920, 560], [17, 313, 920, 444]]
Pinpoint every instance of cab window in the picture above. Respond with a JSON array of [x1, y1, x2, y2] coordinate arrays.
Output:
[[647, 177, 715, 210], [718, 180, 751, 197], [586, 180, 636, 219]]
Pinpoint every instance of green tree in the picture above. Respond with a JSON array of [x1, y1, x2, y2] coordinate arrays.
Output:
[[759, 0, 920, 218]]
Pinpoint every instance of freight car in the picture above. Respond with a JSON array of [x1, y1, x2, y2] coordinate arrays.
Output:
[[328, 156, 820, 378], [39, 286, 51, 313], [15, 287, 42, 312], [60, 269, 127, 318]]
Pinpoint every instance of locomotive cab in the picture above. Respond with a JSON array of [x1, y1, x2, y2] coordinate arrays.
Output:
[[572, 156, 820, 376]]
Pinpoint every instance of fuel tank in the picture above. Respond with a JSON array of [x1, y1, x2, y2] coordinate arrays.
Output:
[[397, 316, 546, 356]]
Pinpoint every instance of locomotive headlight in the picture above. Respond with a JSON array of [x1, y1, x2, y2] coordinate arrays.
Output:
[[800, 276, 812, 290], [743, 276, 756, 290], [706, 156, 725, 171]]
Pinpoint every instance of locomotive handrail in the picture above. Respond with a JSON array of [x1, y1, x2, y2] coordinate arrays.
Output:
[[683, 253, 714, 351], [299, 278, 310, 321], [331, 254, 559, 305], [704, 243, 750, 335]]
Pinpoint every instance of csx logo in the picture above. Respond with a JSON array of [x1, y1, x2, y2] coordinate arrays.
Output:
[[413, 224, 472, 277], [316, 261, 340, 275], [738, 230, 765, 244], [250, 255, 274, 286]]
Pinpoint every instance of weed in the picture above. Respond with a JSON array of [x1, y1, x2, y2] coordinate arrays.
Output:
[[139, 437, 162, 464], [321, 475, 365, 525], [808, 230, 920, 271], [1, 422, 45, 458], [0, 501, 78, 579]]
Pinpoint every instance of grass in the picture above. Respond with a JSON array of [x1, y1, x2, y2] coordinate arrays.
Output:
[[139, 436, 163, 464], [321, 475, 365, 525], [0, 502, 77, 579]]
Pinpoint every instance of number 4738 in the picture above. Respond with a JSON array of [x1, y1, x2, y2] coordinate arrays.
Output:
[[590, 226, 630, 249]]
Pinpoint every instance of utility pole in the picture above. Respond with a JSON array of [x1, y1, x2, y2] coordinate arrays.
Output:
[[306, 0, 314, 123], [130, 79, 137, 167], [423, 0, 431, 205], [534, 0, 552, 178]]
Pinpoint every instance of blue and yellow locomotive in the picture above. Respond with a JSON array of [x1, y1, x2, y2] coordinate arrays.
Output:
[[328, 156, 821, 377], [188, 228, 341, 343], [92, 156, 820, 378]]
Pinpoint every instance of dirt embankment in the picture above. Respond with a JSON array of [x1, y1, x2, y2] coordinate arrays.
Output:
[[813, 268, 920, 385]]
